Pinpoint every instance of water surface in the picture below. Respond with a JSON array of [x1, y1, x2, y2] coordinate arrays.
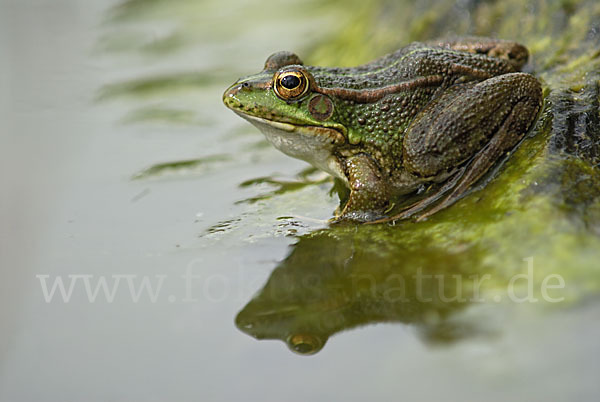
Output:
[[2, 0, 599, 401]]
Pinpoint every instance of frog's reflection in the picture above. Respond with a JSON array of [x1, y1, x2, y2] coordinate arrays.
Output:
[[236, 223, 489, 355]]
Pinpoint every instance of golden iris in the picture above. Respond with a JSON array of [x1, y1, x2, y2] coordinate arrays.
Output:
[[273, 69, 309, 100]]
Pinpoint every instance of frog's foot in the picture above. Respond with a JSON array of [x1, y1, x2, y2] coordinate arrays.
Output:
[[368, 166, 466, 224], [336, 153, 391, 222]]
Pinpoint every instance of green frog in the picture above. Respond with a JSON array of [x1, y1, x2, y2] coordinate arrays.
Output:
[[223, 37, 543, 222]]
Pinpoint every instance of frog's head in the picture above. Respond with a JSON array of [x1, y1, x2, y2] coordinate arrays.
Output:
[[223, 51, 348, 179]]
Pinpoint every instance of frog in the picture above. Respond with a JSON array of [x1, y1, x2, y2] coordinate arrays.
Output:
[[222, 37, 543, 222]]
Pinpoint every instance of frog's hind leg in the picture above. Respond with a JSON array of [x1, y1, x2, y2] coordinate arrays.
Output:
[[413, 114, 528, 221], [376, 72, 542, 224]]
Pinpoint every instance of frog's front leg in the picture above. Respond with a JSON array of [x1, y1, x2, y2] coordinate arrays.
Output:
[[337, 153, 392, 221], [395, 72, 542, 222]]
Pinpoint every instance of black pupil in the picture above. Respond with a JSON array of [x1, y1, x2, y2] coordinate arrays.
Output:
[[281, 75, 301, 89]]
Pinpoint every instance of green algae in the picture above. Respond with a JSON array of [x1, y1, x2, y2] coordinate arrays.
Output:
[[132, 154, 230, 179]]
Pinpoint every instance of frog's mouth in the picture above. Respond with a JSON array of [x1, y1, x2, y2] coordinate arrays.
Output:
[[234, 112, 348, 182], [236, 113, 345, 144]]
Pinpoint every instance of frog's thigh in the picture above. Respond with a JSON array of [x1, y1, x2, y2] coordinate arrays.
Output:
[[403, 72, 542, 179]]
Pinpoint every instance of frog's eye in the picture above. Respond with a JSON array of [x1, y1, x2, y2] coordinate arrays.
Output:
[[273, 69, 310, 101]]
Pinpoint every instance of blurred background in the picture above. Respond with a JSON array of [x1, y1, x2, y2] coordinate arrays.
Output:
[[1, 0, 599, 401]]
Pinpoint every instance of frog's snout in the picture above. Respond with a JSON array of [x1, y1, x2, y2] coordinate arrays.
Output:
[[222, 82, 246, 108]]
